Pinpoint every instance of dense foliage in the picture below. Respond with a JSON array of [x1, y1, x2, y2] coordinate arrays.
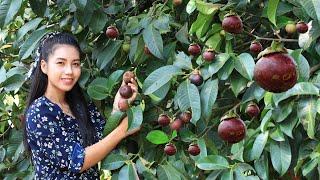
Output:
[[1, 0, 320, 179]]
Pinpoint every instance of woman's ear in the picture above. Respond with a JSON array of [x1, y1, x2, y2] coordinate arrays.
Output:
[[40, 60, 47, 74]]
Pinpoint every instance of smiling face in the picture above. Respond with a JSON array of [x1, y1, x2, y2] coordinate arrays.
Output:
[[41, 44, 81, 96]]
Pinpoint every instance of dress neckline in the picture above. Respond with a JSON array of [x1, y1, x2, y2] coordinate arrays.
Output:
[[42, 96, 76, 119]]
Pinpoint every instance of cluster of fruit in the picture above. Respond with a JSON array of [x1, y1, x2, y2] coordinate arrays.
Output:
[[117, 71, 135, 112], [157, 112, 201, 156]]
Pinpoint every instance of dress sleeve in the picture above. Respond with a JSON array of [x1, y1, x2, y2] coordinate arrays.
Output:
[[87, 102, 106, 139], [26, 107, 85, 173]]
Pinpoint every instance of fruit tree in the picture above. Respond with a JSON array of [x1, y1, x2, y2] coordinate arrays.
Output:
[[1, 0, 320, 179]]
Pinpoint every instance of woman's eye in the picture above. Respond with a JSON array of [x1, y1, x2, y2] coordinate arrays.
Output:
[[57, 62, 64, 65], [73, 63, 80, 66]]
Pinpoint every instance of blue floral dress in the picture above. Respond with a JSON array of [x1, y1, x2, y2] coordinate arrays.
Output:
[[26, 96, 106, 179]]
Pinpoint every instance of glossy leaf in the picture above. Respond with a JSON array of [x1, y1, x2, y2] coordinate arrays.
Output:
[[208, 53, 230, 75], [2, 74, 25, 92], [73, 0, 87, 10], [29, 0, 47, 17], [205, 33, 222, 51], [299, 0, 320, 25], [175, 23, 189, 44], [279, 112, 298, 138], [297, 97, 318, 139], [0, 0, 22, 27], [251, 131, 269, 160], [16, 18, 43, 42], [254, 152, 269, 180], [270, 125, 285, 141], [101, 154, 127, 170], [197, 155, 229, 170], [200, 78, 218, 120], [143, 24, 164, 59], [173, 51, 193, 70], [127, 105, 143, 132], [234, 53, 255, 80], [103, 110, 125, 136], [186, 0, 196, 14], [96, 40, 122, 70], [119, 164, 138, 180], [302, 158, 318, 176], [273, 82, 319, 106], [195, 1, 222, 15], [217, 57, 234, 80], [106, 70, 124, 94], [176, 80, 201, 124], [267, 0, 279, 26], [190, 12, 214, 39], [272, 100, 294, 122], [270, 139, 291, 176], [143, 65, 182, 95], [19, 29, 51, 60], [230, 71, 248, 97], [87, 77, 109, 100], [260, 110, 273, 132], [241, 82, 266, 103], [146, 130, 169, 145], [157, 165, 181, 180], [290, 49, 310, 82]]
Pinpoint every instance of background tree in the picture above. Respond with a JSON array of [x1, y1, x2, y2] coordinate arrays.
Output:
[[0, 0, 320, 179]]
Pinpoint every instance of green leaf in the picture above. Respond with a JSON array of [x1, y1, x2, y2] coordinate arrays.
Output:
[[73, 0, 87, 10], [273, 82, 319, 106], [217, 57, 234, 80], [197, 155, 229, 170], [290, 49, 310, 82], [241, 82, 266, 103], [267, 0, 280, 26], [231, 142, 244, 162], [119, 164, 137, 180], [106, 70, 124, 94], [195, 1, 222, 15], [152, 14, 170, 32], [175, 23, 189, 44], [207, 170, 224, 180], [2, 74, 25, 92], [235, 53, 255, 80], [254, 152, 269, 180], [87, 77, 109, 100], [176, 80, 201, 124], [173, 51, 193, 70], [251, 131, 269, 160], [19, 29, 51, 60], [260, 110, 273, 132], [299, 0, 320, 25], [270, 125, 285, 141], [297, 97, 318, 139], [230, 71, 248, 97], [186, 0, 196, 14], [0, 0, 22, 28], [272, 100, 294, 122], [143, 24, 164, 59], [270, 139, 291, 176], [234, 163, 260, 180], [16, 18, 43, 42], [208, 53, 230, 75], [29, 0, 47, 17], [0, 147, 5, 162], [205, 33, 222, 52], [317, 98, 320, 114], [149, 81, 171, 103], [127, 105, 143, 132], [103, 111, 125, 136], [190, 12, 214, 39], [88, 9, 107, 33], [200, 78, 218, 120], [0, 66, 5, 84], [279, 111, 298, 138], [167, 162, 192, 180], [157, 165, 181, 180], [146, 130, 170, 144], [299, 21, 320, 49], [180, 129, 197, 142], [96, 40, 122, 70], [6, 130, 22, 159], [142, 65, 182, 95], [129, 34, 148, 65], [101, 154, 127, 170], [302, 158, 318, 176]]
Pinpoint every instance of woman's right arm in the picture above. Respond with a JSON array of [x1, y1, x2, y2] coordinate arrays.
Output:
[[79, 115, 140, 173]]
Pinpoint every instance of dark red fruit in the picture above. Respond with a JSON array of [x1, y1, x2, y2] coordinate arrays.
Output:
[[285, 22, 296, 34], [202, 49, 215, 62], [218, 116, 246, 143], [144, 46, 152, 55], [164, 143, 177, 156], [119, 85, 133, 99], [189, 71, 203, 86], [158, 114, 170, 126], [188, 144, 200, 156], [250, 41, 263, 54], [169, 118, 184, 130], [222, 15, 243, 33], [179, 111, 192, 124], [106, 26, 119, 39], [246, 103, 260, 117], [296, 21, 308, 33], [123, 71, 135, 84], [173, 0, 182, 6], [118, 99, 129, 112], [254, 52, 297, 93], [188, 43, 201, 56]]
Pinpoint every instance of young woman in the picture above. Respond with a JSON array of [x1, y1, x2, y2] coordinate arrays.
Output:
[[23, 32, 140, 179]]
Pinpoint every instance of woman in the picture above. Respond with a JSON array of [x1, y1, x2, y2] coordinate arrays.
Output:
[[23, 32, 140, 179]]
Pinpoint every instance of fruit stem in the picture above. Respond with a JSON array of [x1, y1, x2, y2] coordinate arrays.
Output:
[[310, 63, 320, 75], [229, 102, 241, 114]]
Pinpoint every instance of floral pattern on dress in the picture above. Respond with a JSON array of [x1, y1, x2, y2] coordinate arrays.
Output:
[[26, 96, 106, 179]]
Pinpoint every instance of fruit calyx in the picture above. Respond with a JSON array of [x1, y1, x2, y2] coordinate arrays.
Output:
[[220, 111, 240, 122], [257, 41, 288, 59]]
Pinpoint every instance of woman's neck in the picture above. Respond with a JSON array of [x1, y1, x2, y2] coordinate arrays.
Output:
[[44, 91, 67, 106]]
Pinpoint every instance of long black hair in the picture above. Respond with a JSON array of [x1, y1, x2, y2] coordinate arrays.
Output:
[[23, 33, 96, 156]]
